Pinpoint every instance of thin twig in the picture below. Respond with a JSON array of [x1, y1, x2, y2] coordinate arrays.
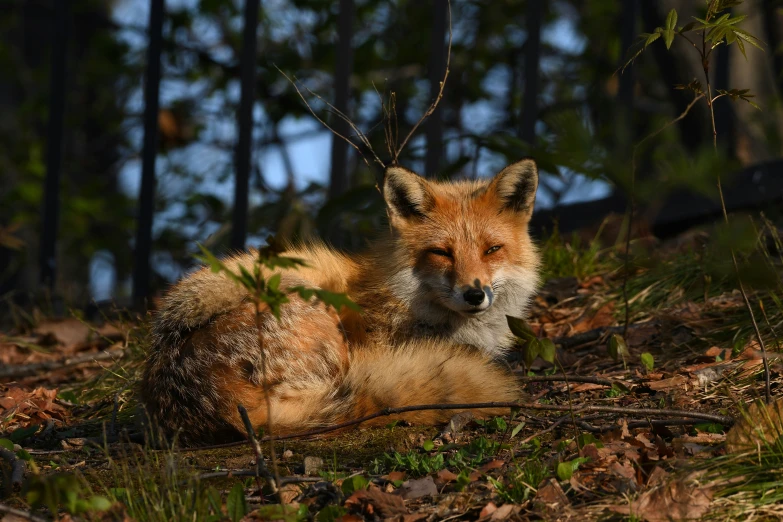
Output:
[[109, 393, 120, 436], [238, 404, 278, 499], [0, 504, 47, 522], [301, 84, 385, 168], [175, 400, 734, 452], [394, 0, 452, 162], [0, 348, 126, 378], [697, 19, 771, 404], [275, 66, 384, 170], [574, 417, 720, 433], [0, 447, 26, 493], [252, 293, 282, 500], [520, 414, 571, 444], [516, 374, 618, 388], [189, 470, 321, 486]]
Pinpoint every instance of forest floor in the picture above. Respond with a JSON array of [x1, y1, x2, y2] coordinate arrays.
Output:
[[1, 220, 783, 521]]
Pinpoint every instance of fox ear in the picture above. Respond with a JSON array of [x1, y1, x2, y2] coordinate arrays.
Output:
[[488, 158, 539, 216], [383, 166, 433, 220]]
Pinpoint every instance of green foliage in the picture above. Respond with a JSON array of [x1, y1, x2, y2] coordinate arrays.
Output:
[[539, 227, 604, 281], [9, 424, 39, 443], [341, 475, 369, 496], [576, 432, 604, 448], [474, 417, 508, 434], [373, 449, 445, 477], [606, 382, 629, 398], [226, 483, 248, 522], [507, 315, 556, 368], [640, 352, 655, 372], [254, 504, 309, 522], [607, 334, 629, 366], [196, 236, 359, 320], [317, 505, 348, 522], [488, 458, 549, 504], [625, 1, 762, 69], [556, 457, 590, 481], [695, 422, 725, 434], [26, 473, 112, 516], [372, 437, 505, 478]]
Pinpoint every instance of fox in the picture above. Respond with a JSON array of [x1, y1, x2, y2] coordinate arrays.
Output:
[[141, 158, 541, 444]]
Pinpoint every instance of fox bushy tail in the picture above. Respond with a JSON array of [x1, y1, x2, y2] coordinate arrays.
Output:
[[140, 262, 521, 445]]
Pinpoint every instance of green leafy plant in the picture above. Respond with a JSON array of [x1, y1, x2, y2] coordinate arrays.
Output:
[[26, 473, 112, 517], [196, 237, 360, 320], [341, 474, 369, 496], [372, 436, 506, 477], [507, 316, 556, 368], [226, 482, 248, 522], [624, 0, 771, 403], [474, 417, 508, 434], [488, 458, 549, 504], [640, 352, 655, 372], [556, 456, 590, 481], [608, 334, 630, 368], [196, 236, 360, 495]]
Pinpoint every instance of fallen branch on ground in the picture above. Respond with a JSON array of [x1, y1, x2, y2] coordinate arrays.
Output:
[[176, 401, 734, 451], [0, 447, 26, 493], [0, 348, 126, 379], [552, 324, 643, 349], [516, 374, 618, 387], [0, 504, 47, 522], [575, 417, 723, 433], [190, 470, 321, 486]]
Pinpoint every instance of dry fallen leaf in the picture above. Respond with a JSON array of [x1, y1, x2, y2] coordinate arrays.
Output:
[[34, 318, 92, 349], [726, 398, 783, 454], [1, 385, 68, 430], [400, 476, 438, 500], [571, 301, 615, 333], [629, 479, 713, 522], [479, 502, 498, 519], [534, 478, 570, 509], [436, 469, 458, 483], [345, 488, 407, 517], [647, 375, 687, 391]]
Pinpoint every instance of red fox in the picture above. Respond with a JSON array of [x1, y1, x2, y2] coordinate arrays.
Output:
[[141, 159, 540, 444]]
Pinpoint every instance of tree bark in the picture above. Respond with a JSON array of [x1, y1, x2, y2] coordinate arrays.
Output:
[[639, 1, 707, 152], [328, 0, 354, 199], [761, 0, 783, 99], [231, 0, 260, 250], [132, 0, 165, 310], [425, 0, 447, 177], [520, 0, 542, 144]]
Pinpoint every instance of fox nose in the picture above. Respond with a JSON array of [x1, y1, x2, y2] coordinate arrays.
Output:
[[463, 288, 486, 306]]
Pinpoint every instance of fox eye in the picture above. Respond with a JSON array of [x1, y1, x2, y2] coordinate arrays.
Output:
[[485, 245, 503, 255], [427, 248, 453, 258]]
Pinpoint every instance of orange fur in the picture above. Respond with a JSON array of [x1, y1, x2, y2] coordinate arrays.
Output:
[[141, 159, 540, 444]]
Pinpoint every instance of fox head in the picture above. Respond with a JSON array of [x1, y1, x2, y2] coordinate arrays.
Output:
[[382, 159, 540, 319]]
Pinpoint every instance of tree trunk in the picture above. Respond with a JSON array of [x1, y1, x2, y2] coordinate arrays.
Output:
[[329, 0, 354, 199], [132, 0, 164, 309], [761, 0, 783, 99], [425, 0, 447, 177], [616, 0, 636, 155], [713, 40, 735, 157], [520, 0, 542, 144], [231, 0, 261, 251], [639, 1, 707, 152]]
